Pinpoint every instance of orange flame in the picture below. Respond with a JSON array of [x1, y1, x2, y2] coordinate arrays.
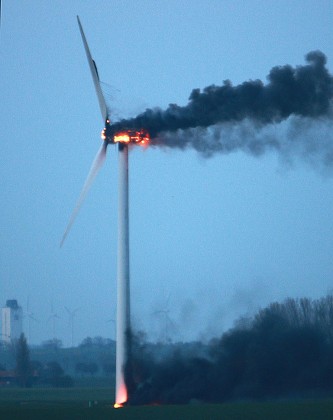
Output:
[[114, 129, 150, 146], [114, 381, 128, 409], [114, 133, 131, 143]]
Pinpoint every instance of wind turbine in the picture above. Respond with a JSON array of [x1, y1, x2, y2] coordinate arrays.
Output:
[[47, 301, 60, 339], [61, 17, 149, 407], [25, 297, 38, 343], [65, 306, 80, 348], [153, 294, 178, 343]]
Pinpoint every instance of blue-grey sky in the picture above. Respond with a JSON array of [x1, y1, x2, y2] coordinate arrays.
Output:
[[1, 1, 333, 346]]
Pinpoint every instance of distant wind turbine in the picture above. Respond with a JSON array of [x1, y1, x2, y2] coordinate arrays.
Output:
[[65, 306, 80, 348], [47, 301, 60, 339], [153, 294, 178, 343], [25, 297, 38, 343]]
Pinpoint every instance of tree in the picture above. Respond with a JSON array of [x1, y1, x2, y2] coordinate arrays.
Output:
[[15, 333, 31, 387], [37, 361, 73, 387], [45, 361, 64, 378], [86, 362, 99, 376], [75, 361, 99, 376], [79, 337, 93, 348], [41, 338, 63, 350], [102, 362, 114, 376]]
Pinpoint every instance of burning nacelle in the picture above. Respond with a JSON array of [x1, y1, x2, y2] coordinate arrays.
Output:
[[102, 124, 150, 146]]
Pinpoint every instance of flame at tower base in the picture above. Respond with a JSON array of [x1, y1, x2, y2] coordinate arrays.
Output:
[[115, 143, 131, 407], [114, 380, 128, 408]]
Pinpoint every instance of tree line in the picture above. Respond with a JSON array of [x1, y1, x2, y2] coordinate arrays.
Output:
[[13, 334, 73, 387], [2, 334, 114, 387], [5, 294, 333, 399]]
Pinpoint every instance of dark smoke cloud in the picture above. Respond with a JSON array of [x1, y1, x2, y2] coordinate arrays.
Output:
[[127, 295, 333, 405], [111, 51, 333, 159]]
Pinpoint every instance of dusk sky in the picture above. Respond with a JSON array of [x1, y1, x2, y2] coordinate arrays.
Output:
[[1, 1, 333, 346]]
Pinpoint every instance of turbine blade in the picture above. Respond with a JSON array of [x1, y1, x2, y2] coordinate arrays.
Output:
[[60, 142, 107, 247], [77, 16, 109, 122]]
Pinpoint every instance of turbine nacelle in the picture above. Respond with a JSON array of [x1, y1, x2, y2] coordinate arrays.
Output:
[[101, 124, 150, 147]]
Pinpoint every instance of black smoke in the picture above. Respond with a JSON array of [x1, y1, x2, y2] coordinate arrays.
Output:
[[111, 51, 333, 159], [127, 295, 333, 405]]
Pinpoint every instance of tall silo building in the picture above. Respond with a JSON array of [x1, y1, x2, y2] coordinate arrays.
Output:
[[1, 300, 23, 343]]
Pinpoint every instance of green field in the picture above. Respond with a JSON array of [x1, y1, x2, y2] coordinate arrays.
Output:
[[1, 388, 333, 419]]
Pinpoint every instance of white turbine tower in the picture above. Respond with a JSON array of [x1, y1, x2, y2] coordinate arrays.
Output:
[[48, 301, 60, 340], [61, 17, 149, 407], [65, 306, 80, 348], [25, 297, 38, 344]]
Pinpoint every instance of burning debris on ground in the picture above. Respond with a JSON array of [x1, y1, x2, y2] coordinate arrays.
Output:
[[125, 294, 333, 405]]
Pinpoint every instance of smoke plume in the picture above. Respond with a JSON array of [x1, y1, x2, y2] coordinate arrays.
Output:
[[111, 51, 333, 160]]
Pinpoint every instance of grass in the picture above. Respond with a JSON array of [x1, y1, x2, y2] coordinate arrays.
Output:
[[0, 387, 114, 403], [73, 375, 114, 388], [1, 388, 333, 419]]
